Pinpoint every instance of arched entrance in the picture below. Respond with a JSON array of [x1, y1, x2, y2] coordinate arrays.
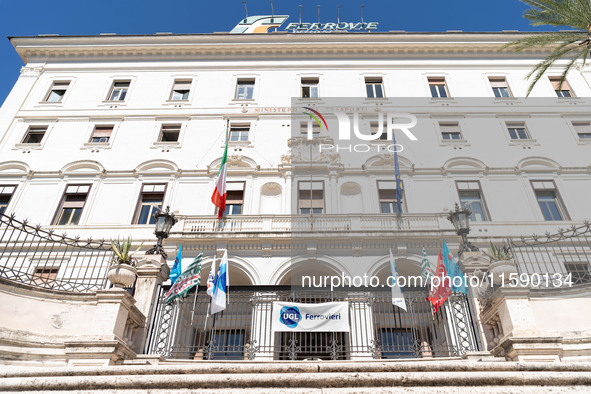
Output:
[[146, 257, 479, 360]]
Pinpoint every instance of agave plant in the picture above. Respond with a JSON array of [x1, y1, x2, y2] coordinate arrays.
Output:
[[111, 237, 143, 266], [488, 241, 513, 262], [503, 0, 591, 96]]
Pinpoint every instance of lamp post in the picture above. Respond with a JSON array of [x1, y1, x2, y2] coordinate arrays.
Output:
[[145, 206, 177, 259], [447, 203, 479, 255]]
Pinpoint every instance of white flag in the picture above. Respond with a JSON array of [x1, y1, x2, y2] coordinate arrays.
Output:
[[211, 250, 228, 315], [389, 249, 407, 311], [207, 256, 216, 297]]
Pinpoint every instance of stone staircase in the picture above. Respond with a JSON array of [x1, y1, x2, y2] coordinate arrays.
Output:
[[1, 359, 591, 393]]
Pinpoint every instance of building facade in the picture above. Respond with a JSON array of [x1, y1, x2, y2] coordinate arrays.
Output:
[[0, 28, 590, 368]]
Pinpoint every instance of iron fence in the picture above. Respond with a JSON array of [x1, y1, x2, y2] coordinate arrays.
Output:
[[0, 213, 114, 292], [146, 286, 479, 360], [509, 221, 591, 287]]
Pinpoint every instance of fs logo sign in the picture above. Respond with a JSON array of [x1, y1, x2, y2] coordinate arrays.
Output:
[[280, 306, 301, 328], [302, 108, 418, 142], [230, 15, 289, 34]]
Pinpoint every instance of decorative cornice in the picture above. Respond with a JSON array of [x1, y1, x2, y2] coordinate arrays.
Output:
[[10, 32, 560, 64]]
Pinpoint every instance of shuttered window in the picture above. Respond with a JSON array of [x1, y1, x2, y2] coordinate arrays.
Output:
[[54, 185, 91, 225], [299, 181, 324, 214]]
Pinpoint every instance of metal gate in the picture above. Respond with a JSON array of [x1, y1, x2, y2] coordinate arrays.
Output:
[[0, 213, 114, 292], [509, 221, 591, 286], [146, 286, 478, 360]]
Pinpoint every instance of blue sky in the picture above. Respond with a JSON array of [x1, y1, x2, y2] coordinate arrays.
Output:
[[0, 0, 551, 105]]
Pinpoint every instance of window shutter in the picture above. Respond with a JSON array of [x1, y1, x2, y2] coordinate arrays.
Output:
[[488, 78, 507, 88], [173, 80, 191, 90], [92, 126, 113, 138]]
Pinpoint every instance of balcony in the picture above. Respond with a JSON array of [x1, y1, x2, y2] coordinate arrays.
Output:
[[170, 214, 588, 242], [174, 213, 453, 238]]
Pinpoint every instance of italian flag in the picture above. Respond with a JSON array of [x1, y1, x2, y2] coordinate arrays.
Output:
[[211, 137, 228, 218]]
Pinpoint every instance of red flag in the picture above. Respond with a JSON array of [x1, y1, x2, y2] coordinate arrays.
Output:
[[427, 249, 452, 314], [211, 137, 229, 219]]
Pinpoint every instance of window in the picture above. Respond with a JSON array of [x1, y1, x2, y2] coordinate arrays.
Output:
[[224, 182, 245, 215], [170, 80, 191, 101], [299, 181, 324, 214], [22, 126, 47, 144], [506, 122, 530, 140], [440, 122, 462, 140], [457, 181, 489, 221], [53, 185, 90, 226], [378, 180, 403, 214], [564, 262, 591, 285], [134, 184, 166, 225], [300, 121, 321, 137], [44, 81, 70, 102], [0, 185, 16, 215], [489, 77, 512, 98], [379, 329, 416, 359], [532, 181, 568, 221], [301, 77, 319, 98], [428, 77, 449, 98], [158, 124, 181, 142], [229, 124, 250, 142], [365, 77, 384, 98], [207, 330, 246, 360], [235, 79, 255, 100], [89, 125, 113, 143], [370, 121, 388, 140], [33, 267, 59, 286], [572, 122, 591, 139], [107, 81, 130, 101], [549, 77, 574, 98]]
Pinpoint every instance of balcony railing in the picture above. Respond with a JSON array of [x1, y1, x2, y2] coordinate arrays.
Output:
[[176, 213, 453, 234]]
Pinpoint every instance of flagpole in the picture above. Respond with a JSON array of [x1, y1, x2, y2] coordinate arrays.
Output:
[[392, 128, 403, 230], [190, 285, 199, 325], [219, 118, 230, 228]]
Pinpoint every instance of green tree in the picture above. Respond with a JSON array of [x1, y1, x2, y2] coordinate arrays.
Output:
[[504, 0, 591, 95]]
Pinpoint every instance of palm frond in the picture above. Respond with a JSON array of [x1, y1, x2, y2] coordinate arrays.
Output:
[[524, 43, 585, 95], [521, 0, 591, 29], [502, 31, 584, 51], [504, 0, 591, 95]]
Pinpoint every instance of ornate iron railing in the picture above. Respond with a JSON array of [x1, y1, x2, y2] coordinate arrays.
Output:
[[509, 221, 591, 286], [145, 286, 478, 360], [178, 213, 452, 234], [0, 213, 114, 292]]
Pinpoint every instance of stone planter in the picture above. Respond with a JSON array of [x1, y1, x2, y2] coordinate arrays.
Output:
[[107, 264, 137, 288], [487, 259, 518, 286]]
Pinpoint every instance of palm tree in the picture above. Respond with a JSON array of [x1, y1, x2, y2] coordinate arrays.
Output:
[[504, 0, 591, 96]]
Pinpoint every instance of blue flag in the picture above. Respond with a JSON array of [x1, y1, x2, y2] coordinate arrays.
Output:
[[169, 245, 182, 285], [441, 240, 467, 294], [211, 249, 228, 314], [392, 130, 402, 214]]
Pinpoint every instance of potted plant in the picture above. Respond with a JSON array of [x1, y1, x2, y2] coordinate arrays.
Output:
[[486, 241, 517, 285], [107, 237, 142, 288]]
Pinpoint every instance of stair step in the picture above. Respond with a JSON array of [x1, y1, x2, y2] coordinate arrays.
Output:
[[1, 361, 590, 392]]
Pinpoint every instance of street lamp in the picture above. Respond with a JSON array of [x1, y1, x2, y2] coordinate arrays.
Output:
[[447, 203, 478, 255], [145, 206, 178, 259]]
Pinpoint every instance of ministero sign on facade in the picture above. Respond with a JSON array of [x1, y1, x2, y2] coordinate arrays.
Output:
[[230, 15, 378, 34]]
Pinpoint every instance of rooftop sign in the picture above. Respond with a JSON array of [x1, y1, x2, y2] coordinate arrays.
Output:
[[230, 15, 378, 34], [284, 22, 378, 33], [230, 15, 289, 34]]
